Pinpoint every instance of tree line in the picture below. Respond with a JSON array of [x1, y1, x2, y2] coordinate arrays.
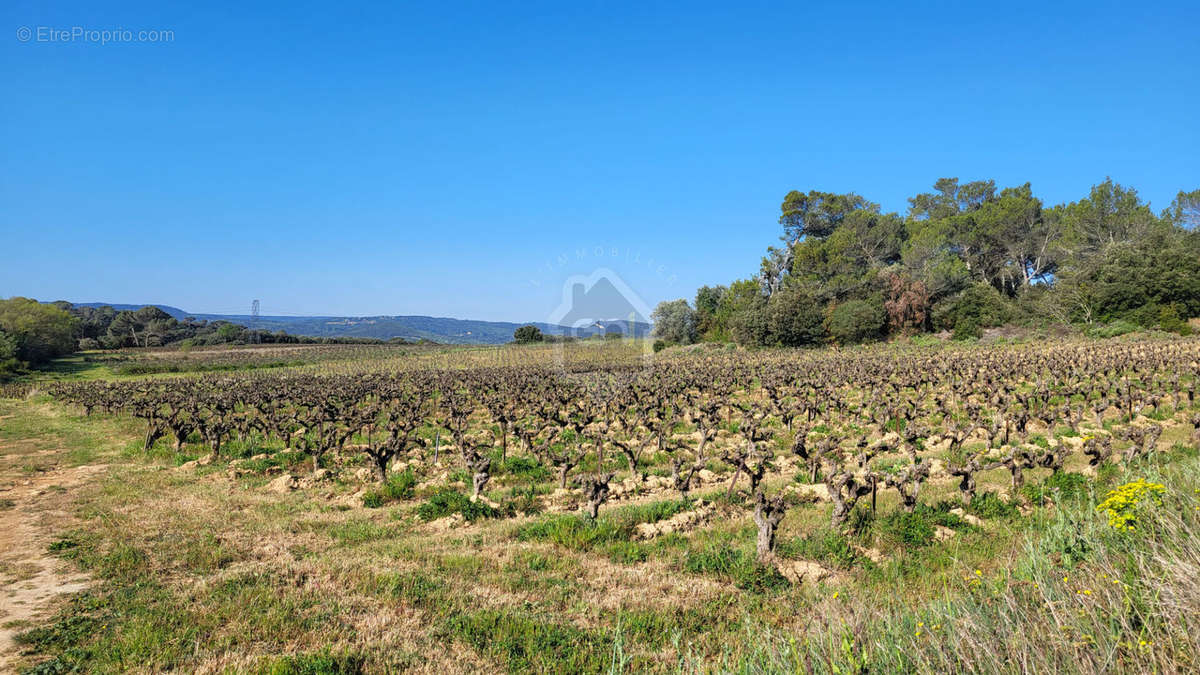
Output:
[[652, 178, 1200, 347], [0, 299, 402, 380]]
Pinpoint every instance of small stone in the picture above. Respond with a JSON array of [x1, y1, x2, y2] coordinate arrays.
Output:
[[777, 559, 833, 585], [949, 508, 984, 527], [266, 474, 298, 494]]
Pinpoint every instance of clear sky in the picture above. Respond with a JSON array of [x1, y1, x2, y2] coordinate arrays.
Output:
[[3, 1, 1197, 322]]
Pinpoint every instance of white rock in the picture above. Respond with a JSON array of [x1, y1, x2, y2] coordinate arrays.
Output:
[[266, 474, 298, 494], [777, 559, 833, 585]]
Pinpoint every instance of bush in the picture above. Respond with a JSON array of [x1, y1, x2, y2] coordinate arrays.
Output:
[[382, 469, 417, 500], [515, 514, 625, 551], [729, 301, 771, 346], [825, 299, 886, 344], [513, 325, 543, 344], [876, 505, 970, 549], [1095, 479, 1166, 531], [0, 330, 19, 381], [1158, 305, 1192, 335], [952, 317, 982, 341], [0, 297, 77, 366], [515, 499, 690, 551], [1086, 320, 1140, 339], [504, 484, 544, 516], [652, 339, 671, 353], [650, 299, 698, 345], [767, 286, 825, 346], [933, 282, 1014, 331]]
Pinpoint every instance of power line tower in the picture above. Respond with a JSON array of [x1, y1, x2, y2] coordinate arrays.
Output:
[[250, 299, 260, 344]]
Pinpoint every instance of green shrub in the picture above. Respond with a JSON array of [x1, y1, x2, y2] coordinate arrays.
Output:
[[933, 282, 1014, 331], [653, 339, 670, 353], [952, 317, 982, 341], [1158, 305, 1192, 335], [825, 299, 887, 344], [845, 504, 875, 538], [513, 325, 544, 344], [383, 469, 417, 500], [875, 505, 969, 549], [767, 285, 825, 346], [516, 515, 624, 550], [1087, 320, 1140, 338]]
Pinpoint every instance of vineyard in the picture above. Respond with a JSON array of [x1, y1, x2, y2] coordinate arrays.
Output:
[[5, 338, 1200, 673]]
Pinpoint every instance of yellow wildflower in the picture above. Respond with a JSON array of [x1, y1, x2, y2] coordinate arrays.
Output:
[[1096, 479, 1166, 530]]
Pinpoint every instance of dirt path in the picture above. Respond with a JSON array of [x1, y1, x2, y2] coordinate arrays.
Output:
[[0, 462, 104, 673]]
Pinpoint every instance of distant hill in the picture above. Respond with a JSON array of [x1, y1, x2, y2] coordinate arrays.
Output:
[[72, 302, 190, 319], [75, 304, 651, 344]]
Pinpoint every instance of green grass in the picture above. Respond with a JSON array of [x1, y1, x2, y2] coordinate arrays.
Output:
[[494, 455, 552, 482], [362, 469, 417, 507], [1021, 470, 1090, 504], [0, 398, 138, 467], [514, 498, 690, 552], [681, 546, 790, 592], [966, 490, 1020, 519], [416, 488, 505, 522], [440, 608, 616, 674], [111, 359, 306, 376], [777, 528, 870, 570], [328, 519, 396, 544], [254, 650, 366, 675]]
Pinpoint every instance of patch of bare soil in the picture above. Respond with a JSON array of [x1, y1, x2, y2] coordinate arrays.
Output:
[[0, 463, 104, 672]]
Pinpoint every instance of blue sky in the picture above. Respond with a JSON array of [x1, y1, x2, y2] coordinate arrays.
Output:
[[3, 1, 1197, 322]]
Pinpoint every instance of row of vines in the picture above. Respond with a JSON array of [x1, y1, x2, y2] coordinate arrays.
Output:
[[50, 339, 1200, 563]]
